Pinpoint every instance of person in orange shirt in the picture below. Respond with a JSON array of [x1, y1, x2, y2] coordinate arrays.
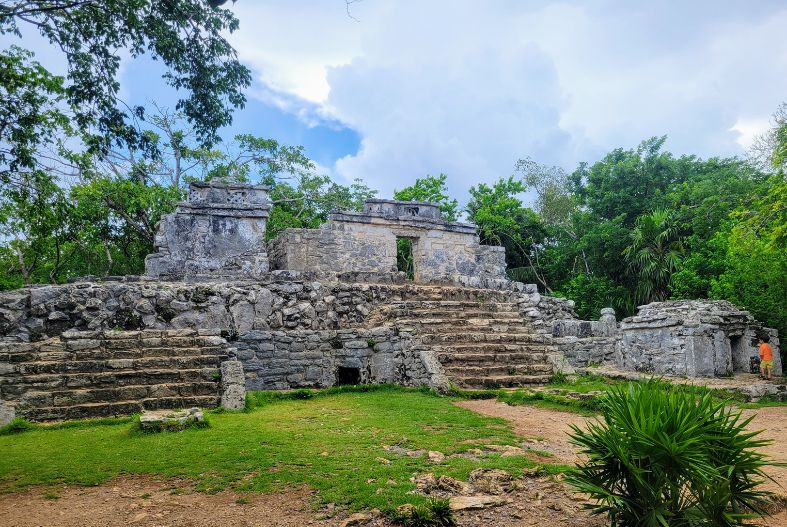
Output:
[[759, 335, 774, 380]]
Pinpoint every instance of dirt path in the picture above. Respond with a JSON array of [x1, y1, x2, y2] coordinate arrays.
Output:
[[0, 476, 338, 527], [456, 400, 787, 525], [454, 400, 591, 465], [741, 407, 787, 495]]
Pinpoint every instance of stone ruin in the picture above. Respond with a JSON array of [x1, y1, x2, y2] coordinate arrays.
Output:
[[0, 182, 780, 424], [617, 300, 782, 377], [145, 182, 272, 277], [269, 199, 509, 288]]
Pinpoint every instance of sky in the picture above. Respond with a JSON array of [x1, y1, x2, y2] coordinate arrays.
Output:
[[8, 0, 787, 203]]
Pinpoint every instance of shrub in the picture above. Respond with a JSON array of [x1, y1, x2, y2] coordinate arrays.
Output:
[[390, 499, 456, 527], [0, 417, 36, 435], [567, 380, 772, 526]]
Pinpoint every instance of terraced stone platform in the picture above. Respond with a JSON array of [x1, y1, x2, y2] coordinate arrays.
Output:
[[0, 329, 228, 421], [388, 299, 557, 388]]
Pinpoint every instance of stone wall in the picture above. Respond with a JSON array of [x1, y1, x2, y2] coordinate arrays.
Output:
[[268, 199, 508, 285], [618, 300, 782, 377], [145, 182, 271, 278], [233, 327, 440, 390], [0, 278, 525, 343], [0, 317, 452, 423], [0, 329, 230, 423], [551, 308, 619, 367]]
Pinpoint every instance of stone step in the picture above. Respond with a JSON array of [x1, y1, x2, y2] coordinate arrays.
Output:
[[434, 342, 551, 353], [390, 300, 519, 312], [393, 309, 523, 320], [396, 320, 532, 334], [27, 382, 220, 408], [448, 374, 552, 389], [8, 354, 226, 375], [422, 333, 550, 345], [437, 352, 548, 364], [443, 364, 554, 376], [23, 395, 221, 422], [0, 368, 220, 396]]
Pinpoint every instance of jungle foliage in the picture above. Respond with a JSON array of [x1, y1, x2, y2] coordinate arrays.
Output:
[[0, 3, 784, 349]]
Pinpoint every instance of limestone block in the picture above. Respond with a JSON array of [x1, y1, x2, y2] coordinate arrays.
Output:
[[220, 360, 246, 411], [0, 402, 15, 426]]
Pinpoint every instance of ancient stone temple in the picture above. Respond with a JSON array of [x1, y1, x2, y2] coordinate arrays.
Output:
[[0, 182, 781, 424], [617, 300, 782, 377], [145, 182, 272, 278], [268, 199, 509, 288]]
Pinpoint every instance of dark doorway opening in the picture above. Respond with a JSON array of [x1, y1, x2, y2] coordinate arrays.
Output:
[[396, 237, 415, 280], [729, 335, 747, 372], [336, 366, 361, 386]]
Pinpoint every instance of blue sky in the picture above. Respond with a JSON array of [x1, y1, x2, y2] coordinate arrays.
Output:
[[7, 1, 787, 203]]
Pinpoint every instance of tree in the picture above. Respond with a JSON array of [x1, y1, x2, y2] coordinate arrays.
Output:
[[466, 177, 550, 291], [712, 175, 787, 345], [624, 208, 685, 304], [749, 102, 786, 173], [0, 0, 250, 157], [0, 108, 377, 286], [580, 136, 688, 225], [393, 173, 458, 221]]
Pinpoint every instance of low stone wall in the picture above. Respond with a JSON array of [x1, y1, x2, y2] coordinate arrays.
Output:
[[0, 278, 543, 343], [551, 308, 618, 367], [233, 328, 441, 390]]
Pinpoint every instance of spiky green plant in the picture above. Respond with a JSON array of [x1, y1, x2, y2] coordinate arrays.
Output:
[[567, 381, 772, 526]]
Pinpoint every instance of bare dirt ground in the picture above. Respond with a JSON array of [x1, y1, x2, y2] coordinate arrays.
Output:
[[0, 477, 338, 527], [2, 403, 783, 527], [457, 399, 787, 526]]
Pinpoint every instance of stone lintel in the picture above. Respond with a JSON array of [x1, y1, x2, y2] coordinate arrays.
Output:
[[328, 210, 476, 234], [174, 202, 271, 218]]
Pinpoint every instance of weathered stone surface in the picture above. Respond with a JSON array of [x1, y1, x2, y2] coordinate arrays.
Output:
[[618, 300, 781, 377], [220, 360, 246, 410], [0, 402, 15, 426], [268, 198, 509, 285], [139, 407, 204, 431], [449, 495, 510, 510], [145, 182, 271, 278]]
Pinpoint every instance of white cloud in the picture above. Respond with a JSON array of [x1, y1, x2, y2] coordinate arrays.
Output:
[[229, 0, 787, 199]]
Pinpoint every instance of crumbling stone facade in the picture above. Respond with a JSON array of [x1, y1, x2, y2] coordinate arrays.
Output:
[[617, 300, 782, 377], [268, 199, 509, 288], [0, 182, 782, 423], [145, 182, 272, 278]]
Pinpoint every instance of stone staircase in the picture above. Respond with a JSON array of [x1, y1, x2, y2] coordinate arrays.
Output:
[[0, 330, 228, 421], [388, 299, 555, 388]]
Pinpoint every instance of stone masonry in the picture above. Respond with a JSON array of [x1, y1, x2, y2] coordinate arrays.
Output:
[[0, 183, 782, 423], [617, 300, 782, 377], [268, 199, 509, 288], [145, 182, 271, 278]]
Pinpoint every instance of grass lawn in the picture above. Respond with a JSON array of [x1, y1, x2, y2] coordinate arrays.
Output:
[[0, 386, 565, 512], [453, 372, 787, 415]]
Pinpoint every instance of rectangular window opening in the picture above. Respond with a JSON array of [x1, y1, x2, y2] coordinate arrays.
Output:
[[396, 237, 415, 280]]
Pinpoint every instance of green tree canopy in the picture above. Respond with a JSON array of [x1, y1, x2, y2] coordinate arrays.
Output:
[[393, 173, 458, 221], [0, 0, 250, 156]]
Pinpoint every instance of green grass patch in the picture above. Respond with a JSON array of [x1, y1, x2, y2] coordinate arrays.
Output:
[[497, 390, 601, 416], [0, 386, 553, 512]]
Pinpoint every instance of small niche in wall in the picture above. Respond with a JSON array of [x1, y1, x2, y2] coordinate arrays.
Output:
[[336, 366, 361, 386]]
